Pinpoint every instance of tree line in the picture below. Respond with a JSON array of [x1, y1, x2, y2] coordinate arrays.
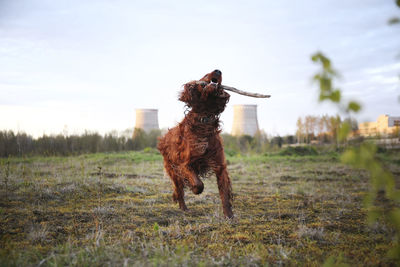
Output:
[[0, 115, 364, 157], [0, 128, 300, 157], [296, 114, 358, 144], [0, 129, 161, 157]]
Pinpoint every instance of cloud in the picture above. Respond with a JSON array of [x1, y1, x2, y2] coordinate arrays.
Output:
[[364, 62, 400, 75], [0, 0, 399, 136]]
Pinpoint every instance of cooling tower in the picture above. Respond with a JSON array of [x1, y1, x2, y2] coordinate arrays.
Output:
[[135, 109, 159, 133], [231, 105, 259, 136]]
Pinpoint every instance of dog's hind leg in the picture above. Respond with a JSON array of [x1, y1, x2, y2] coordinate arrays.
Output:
[[214, 165, 233, 218], [212, 154, 233, 218]]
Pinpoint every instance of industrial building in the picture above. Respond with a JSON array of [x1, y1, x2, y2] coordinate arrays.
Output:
[[231, 104, 260, 136], [134, 109, 159, 133], [135, 105, 263, 137], [358, 115, 400, 137]]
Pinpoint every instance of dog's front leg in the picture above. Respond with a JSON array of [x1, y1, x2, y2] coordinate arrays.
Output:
[[164, 163, 187, 211], [182, 167, 204, 195], [172, 179, 187, 211]]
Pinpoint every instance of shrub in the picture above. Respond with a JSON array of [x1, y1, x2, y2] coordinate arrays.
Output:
[[278, 146, 318, 156]]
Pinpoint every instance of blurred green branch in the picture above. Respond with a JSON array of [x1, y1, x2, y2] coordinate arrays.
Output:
[[311, 52, 400, 261]]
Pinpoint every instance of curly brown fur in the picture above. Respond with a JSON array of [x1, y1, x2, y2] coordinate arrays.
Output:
[[157, 70, 233, 218]]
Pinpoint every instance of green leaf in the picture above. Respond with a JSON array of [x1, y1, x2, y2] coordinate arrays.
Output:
[[153, 222, 159, 232], [388, 17, 400, 25], [340, 149, 356, 165], [319, 94, 329, 101], [312, 73, 321, 82], [322, 59, 331, 70], [311, 52, 325, 62], [347, 101, 361, 112], [320, 77, 332, 91], [329, 90, 341, 102], [338, 122, 350, 142]]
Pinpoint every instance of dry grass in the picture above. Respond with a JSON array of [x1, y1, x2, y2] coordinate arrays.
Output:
[[0, 150, 399, 266]]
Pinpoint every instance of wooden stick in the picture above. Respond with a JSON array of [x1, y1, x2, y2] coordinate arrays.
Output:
[[196, 81, 270, 98], [221, 84, 270, 98]]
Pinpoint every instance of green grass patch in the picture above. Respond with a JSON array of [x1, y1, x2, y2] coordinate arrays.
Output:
[[0, 151, 398, 266], [278, 146, 318, 156]]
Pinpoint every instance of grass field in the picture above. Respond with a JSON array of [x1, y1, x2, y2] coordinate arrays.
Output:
[[1, 149, 399, 266]]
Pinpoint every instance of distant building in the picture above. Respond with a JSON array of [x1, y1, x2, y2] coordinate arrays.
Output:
[[358, 115, 400, 137], [231, 105, 260, 136], [135, 109, 159, 133]]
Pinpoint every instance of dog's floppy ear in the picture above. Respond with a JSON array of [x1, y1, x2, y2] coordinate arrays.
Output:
[[179, 81, 199, 106]]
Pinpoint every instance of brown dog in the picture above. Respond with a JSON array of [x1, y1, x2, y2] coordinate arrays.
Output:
[[157, 70, 233, 218]]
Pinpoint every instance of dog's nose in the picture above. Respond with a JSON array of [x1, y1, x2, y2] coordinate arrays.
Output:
[[213, 69, 222, 76]]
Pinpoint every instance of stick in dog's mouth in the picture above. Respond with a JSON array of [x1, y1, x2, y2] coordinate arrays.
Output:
[[196, 81, 271, 99]]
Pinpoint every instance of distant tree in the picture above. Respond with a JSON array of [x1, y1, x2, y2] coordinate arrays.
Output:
[[146, 130, 162, 148], [284, 135, 296, 144], [310, 116, 317, 140], [250, 130, 269, 153], [324, 115, 341, 144], [343, 117, 359, 132], [304, 115, 318, 143], [296, 117, 304, 143], [103, 132, 119, 152], [132, 128, 147, 150], [304, 116, 311, 143], [238, 135, 253, 152], [270, 136, 283, 148], [317, 115, 324, 141], [15, 132, 33, 156], [0, 131, 17, 157], [221, 134, 240, 153]]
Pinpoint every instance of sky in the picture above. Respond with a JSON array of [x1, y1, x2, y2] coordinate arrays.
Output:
[[0, 0, 399, 137]]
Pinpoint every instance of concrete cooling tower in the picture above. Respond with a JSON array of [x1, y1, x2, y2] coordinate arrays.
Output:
[[135, 109, 159, 132], [231, 105, 259, 136]]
